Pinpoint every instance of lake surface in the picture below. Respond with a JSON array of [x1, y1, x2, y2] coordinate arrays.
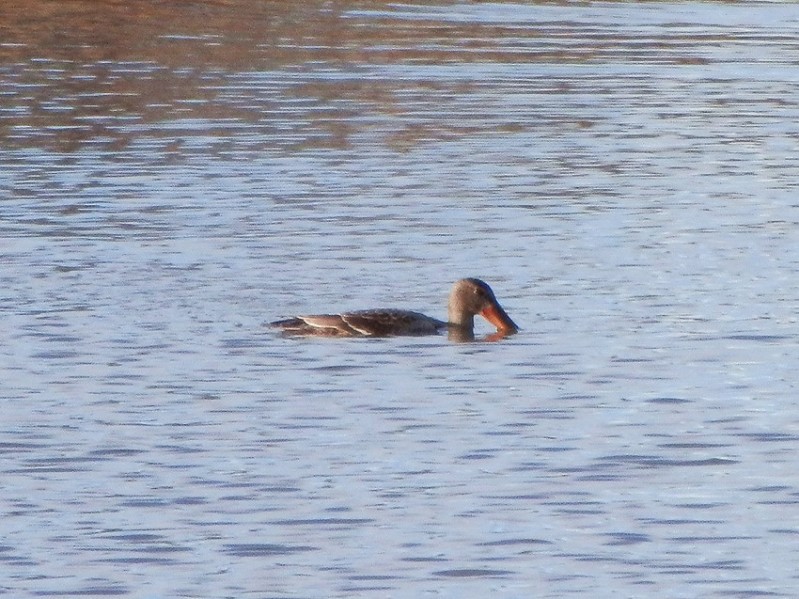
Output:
[[2, 1, 799, 597]]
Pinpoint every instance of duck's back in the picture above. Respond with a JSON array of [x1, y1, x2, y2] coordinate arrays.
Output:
[[272, 309, 446, 337]]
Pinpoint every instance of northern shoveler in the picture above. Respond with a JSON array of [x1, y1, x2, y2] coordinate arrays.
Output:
[[270, 278, 518, 341]]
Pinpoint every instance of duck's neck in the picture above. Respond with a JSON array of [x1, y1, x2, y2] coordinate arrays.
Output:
[[447, 306, 475, 331]]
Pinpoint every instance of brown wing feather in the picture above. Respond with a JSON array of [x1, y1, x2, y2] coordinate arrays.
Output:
[[272, 310, 445, 337], [341, 310, 444, 336], [271, 315, 359, 336]]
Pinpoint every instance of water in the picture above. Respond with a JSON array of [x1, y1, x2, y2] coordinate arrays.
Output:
[[2, 1, 799, 597]]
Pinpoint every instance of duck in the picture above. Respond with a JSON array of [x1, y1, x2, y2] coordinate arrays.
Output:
[[270, 278, 518, 341]]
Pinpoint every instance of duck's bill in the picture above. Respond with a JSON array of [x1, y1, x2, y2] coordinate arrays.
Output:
[[481, 303, 519, 333]]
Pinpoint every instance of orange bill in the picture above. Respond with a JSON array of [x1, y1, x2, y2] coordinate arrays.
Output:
[[480, 302, 519, 333]]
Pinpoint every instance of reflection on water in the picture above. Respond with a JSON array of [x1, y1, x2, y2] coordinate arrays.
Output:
[[3, 1, 799, 597]]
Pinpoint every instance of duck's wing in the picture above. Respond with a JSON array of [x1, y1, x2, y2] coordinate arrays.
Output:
[[271, 310, 446, 337], [270, 314, 360, 336], [340, 310, 445, 336]]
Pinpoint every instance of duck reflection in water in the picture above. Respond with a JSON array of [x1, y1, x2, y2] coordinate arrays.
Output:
[[271, 278, 518, 342]]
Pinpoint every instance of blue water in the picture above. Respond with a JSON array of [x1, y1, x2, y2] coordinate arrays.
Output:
[[2, 1, 799, 597]]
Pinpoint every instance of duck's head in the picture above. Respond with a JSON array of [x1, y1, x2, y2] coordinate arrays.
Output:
[[447, 278, 519, 334]]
